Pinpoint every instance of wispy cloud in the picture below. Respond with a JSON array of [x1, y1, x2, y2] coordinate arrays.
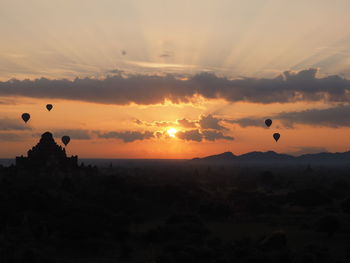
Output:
[[0, 132, 24, 141], [52, 129, 91, 140], [0, 118, 31, 131]]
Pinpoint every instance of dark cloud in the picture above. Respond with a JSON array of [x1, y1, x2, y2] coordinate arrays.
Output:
[[229, 104, 350, 128], [0, 118, 31, 131], [1, 69, 349, 105], [276, 105, 350, 128], [176, 129, 202, 142], [199, 114, 227, 130], [108, 69, 124, 75], [134, 119, 143, 125], [53, 129, 91, 140], [176, 129, 233, 142], [202, 130, 234, 141], [97, 131, 154, 142]]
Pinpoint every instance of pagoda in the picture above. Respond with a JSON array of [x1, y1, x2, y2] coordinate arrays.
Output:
[[16, 132, 78, 170]]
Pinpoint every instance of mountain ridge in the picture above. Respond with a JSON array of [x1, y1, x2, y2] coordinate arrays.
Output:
[[192, 150, 350, 163]]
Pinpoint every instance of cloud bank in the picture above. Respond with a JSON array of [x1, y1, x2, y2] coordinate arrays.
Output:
[[1, 69, 349, 105], [229, 104, 350, 128]]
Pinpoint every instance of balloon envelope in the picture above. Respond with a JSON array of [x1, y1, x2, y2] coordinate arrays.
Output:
[[21, 113, 30, 123], [46, 104, 53, 111], [61, 136, 70, 146], [273, 133, 280, 142], [265, 119, 272, 127]]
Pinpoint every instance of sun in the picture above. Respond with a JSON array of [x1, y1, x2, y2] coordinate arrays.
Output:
[[167, 128, 177, 138]]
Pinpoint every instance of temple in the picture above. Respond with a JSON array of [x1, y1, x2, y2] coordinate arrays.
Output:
[[16, 131, 78, 170]]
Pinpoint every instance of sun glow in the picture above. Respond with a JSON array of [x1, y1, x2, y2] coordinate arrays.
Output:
[[167, 128, 177, 138]]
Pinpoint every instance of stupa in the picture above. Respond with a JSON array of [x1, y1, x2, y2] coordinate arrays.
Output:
[[16, 132, 78, 169]]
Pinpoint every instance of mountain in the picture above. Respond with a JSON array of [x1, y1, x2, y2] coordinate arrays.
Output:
[[192, 151, 236, 162], [238, 151, 294, 161], [192, 150, 350, 164], [298, 151, 350, 162]]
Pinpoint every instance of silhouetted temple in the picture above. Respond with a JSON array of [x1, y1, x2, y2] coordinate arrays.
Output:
[[16, 132, 78, 169]]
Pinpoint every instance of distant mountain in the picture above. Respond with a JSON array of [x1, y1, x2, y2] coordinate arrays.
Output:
[[238, 151, 294, 161], [192, 151, 236, 162], [192, 150, 350, 164], [298, 151, 350, 161]]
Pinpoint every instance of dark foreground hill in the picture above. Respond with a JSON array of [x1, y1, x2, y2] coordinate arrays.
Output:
[[192, 150, 350, 165]]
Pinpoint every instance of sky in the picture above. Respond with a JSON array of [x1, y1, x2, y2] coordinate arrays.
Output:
[[1, 0, 350, 158]]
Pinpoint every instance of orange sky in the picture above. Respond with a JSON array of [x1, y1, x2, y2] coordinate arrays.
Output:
[[1, 1, 350, 158], [1, 95, 349, 159]]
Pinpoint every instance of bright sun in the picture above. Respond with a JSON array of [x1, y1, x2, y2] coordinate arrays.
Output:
[[167, 128, 177, 138]]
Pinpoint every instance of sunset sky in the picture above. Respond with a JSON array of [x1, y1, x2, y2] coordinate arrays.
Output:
[[1, 0, 350, 158]]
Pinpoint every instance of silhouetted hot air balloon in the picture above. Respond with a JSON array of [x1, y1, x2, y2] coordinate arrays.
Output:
[[46, 104, 53, 111], [21, 113, 30, 123], [61, 136, 70, 146], [265, 119, 272, 127], [273, 133, 280, 142]]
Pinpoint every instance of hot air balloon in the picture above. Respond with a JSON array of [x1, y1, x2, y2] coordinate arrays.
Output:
[[265, 119, 272, 127], [61, 136, 70, 146], [273, 133, 280, 142], [46, 104, 53, 111], [21, 113, 30, 123]]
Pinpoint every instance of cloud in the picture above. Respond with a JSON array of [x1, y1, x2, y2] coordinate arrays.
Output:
[[202, 130, 234, 141], [134, 119, 143, 125], [226, 117, 265, 128], [1, 69, 349, 105], [53, 129, 91, 140], [155, 131, 163, 138], [154, 121, 174, 127], [199, 114, 227, 130], [159, 53, 172, 58], [97, 131, 154, 142], [0, 99, 16, 105], [176, 129, 234, 142], [176, 129, 202, 142], [276, 105, 350, 128], [133, 119, 175, 127], [0, 118, 31, 131], [229, 104, 350, 128], [0, 132, 23, 141], [177, 118, 197, 128]]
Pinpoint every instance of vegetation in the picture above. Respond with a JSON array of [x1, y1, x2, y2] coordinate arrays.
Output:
[[0, 162, 350, 262]]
